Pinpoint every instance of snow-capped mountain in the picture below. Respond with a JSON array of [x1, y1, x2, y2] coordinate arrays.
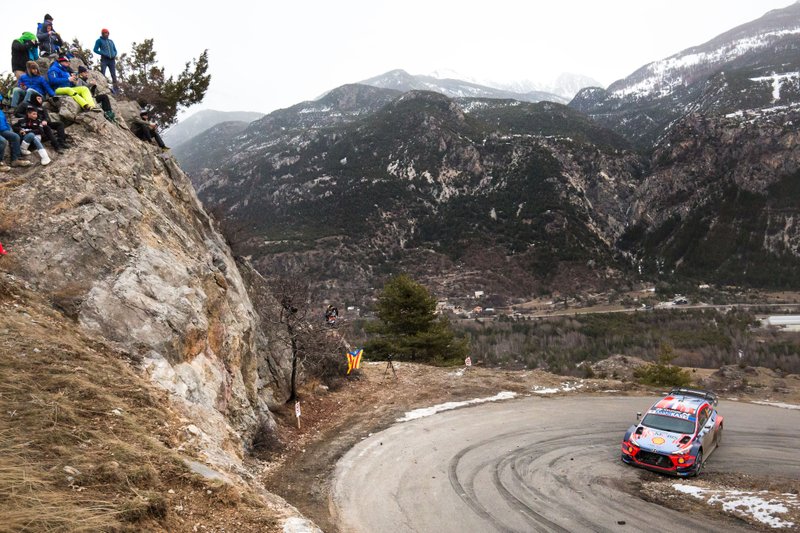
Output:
[[359, 69, 568, 104], [571, 2, 800, 147], [607, 3, 800, 100]]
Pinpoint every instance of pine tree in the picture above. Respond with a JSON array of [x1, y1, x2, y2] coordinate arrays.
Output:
[[117, 39, 210, 129], [366, 274, 468, 362]]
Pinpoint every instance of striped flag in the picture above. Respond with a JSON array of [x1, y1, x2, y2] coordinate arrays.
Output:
[[347, 349, 363, 375]]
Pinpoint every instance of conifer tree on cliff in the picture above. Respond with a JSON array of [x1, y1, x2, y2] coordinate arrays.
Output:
[[117, 39, 209, 129], [366, 274, 468, 362]]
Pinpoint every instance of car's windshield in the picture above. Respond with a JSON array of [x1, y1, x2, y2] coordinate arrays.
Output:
[[641, 413, 695, 434]]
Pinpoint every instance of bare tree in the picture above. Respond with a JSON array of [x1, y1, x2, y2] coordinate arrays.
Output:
[[242, 262, 346, 402]]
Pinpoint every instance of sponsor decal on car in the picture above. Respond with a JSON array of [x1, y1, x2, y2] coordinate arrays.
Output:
[[651, 408, 695, 421]]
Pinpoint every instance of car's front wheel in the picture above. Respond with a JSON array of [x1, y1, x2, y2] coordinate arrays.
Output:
[[693, 450, 704, 477]]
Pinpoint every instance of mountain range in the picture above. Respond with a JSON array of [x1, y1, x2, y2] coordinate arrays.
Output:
[[164, 109, 265, 148], [175, 2, 800, 305]]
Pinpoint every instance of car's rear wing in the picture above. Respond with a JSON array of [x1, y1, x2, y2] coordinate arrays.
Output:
[[669, 387, 718, 406]]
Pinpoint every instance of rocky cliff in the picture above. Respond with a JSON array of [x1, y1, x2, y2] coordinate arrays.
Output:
[[0, 68, 292, 473]]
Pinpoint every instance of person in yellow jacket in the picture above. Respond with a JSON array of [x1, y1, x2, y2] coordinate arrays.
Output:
[[47, 57, 98, 111]]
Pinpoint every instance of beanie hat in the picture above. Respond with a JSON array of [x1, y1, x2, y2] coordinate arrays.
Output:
[[102, 28, 109, 34], [57, 57, 69, 63], [44, 14, 53, 21], [78, 65, 88, 73]]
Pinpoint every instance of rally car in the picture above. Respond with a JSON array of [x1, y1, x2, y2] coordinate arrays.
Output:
[[621, 388, 723, 476]]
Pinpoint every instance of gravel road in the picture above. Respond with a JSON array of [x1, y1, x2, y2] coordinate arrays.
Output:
[[333, 396, 800, 532]]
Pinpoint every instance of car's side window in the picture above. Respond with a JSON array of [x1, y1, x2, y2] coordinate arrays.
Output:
[[697, 406, 710, 429]]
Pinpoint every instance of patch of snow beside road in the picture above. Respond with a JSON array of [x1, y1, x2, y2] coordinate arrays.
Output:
[[751, 401, 800, 410], [673, 484, 798, 529], [396, 391, 517, 422]]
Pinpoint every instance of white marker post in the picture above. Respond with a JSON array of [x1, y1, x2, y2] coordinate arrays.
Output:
[[465, 356, 472, 367], [295, 400, 301, 429]]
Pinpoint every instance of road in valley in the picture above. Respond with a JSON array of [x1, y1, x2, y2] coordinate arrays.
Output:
[[333, 396, 800, 532]]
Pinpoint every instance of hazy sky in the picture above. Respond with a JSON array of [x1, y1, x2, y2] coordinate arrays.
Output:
[[3, 1, 795, 117]]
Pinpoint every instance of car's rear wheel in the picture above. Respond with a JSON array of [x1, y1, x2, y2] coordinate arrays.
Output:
[[693, 450, 704, 477]]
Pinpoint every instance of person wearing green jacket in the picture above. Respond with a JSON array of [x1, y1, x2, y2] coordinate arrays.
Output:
[[11, 32, 39, 79]]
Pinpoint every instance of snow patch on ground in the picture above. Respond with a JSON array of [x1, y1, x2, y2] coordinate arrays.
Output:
[[751, 401, 800, 410], [283, 517, 323, 533], [532, 381, 585, 394], [673, 484, 798, 529], [396, 391, 517, 422], [750, 73, 800, 101]]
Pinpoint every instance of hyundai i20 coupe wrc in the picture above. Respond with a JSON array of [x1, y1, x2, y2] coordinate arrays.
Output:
[[621, 388, 723, 476]]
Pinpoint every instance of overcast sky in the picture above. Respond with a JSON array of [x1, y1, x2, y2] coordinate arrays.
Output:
[[4, 1, 795, 117]]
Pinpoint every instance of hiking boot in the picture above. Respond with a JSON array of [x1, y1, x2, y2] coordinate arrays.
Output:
[[0, 163, 10, 172], [11, 159, 32, 167]]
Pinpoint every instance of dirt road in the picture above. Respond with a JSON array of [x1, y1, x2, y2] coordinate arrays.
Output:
[[333, 397, 800, 532]]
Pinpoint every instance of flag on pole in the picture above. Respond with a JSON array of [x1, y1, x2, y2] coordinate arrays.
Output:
[[347, 349, 363, 374]]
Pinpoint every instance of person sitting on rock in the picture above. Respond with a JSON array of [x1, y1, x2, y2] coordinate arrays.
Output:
[[47, 57, 98, 111], [12, 105, 51, 166], [75, 66, 115, 122], [15, 93, 68, 153], [0, 111, 32, 170], [11, 61, 56, 108], [36, 19, 63, 58], [129, 110, 167, 149], [11, 32, 39, 80]]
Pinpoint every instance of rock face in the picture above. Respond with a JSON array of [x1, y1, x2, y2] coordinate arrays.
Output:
[[0, 87, 291, 467]]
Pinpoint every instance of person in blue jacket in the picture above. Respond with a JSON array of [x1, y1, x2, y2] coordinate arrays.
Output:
[[93, 28, 118, 93], [11, 61, 56, 107], [48, 57, 97, 110], [0, 112, 32, 170]]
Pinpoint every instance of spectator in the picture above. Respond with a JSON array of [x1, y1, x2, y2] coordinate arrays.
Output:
[[15, 94, 69, 153], [0, 111, 32, 169], [0, 242, 7, 255], [11, 61, 56, 108], [13, 105, 52, 166], [11, 32, 39, 80], [129, 110, 167, 149], [93, 29, 118, 93], [37, 20, 63, 57], [48, 57, 98, 111], [76, 66, 115, 122]]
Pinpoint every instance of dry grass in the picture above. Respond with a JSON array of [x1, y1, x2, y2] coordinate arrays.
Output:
[[0, 275, 285, 532]]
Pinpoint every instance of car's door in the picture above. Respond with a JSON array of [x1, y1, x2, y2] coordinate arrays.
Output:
[[697, 405, 715, 451]]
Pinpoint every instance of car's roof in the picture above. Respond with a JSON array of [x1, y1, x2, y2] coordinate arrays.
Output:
[[648, 393, 708, 417]]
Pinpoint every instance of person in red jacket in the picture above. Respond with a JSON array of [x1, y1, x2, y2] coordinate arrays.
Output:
[[0, 242, 7, 255]]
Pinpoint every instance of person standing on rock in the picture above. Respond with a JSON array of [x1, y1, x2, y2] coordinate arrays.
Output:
[[93, 28, 118, 94], [12, 106, 51, 166], [0, 111, 32, 170]]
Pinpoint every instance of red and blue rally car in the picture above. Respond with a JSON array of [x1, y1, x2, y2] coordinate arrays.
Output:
[[621, 388, 723, 476]]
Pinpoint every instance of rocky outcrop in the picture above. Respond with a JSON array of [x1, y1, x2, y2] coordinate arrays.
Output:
[[0, 83, 291, 469]]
